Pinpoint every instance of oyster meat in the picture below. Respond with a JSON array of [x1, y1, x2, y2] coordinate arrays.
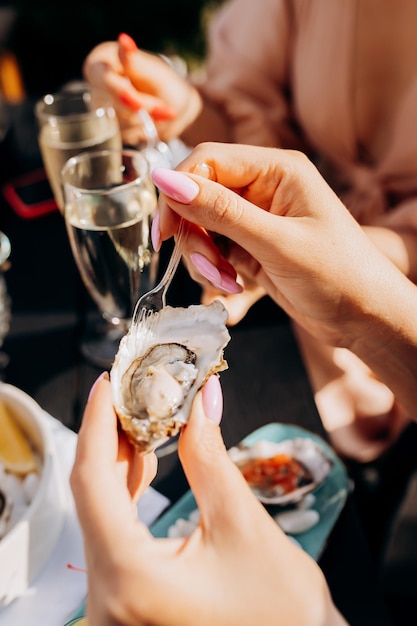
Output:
[[111, 300, 231, 453]]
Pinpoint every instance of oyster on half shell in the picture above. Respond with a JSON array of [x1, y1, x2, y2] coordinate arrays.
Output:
[[229, 438, 333, 505], [111, 301, 231, 453]]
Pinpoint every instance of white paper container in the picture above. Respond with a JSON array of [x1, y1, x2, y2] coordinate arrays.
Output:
[[0, 383, 67, 607]]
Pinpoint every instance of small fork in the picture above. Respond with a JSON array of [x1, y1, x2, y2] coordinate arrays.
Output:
[[131, 218, 188, 328], [138, 108, 174, 170]]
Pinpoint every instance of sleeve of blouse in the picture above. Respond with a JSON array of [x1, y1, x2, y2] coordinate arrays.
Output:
[[199, 0, 302, 148]]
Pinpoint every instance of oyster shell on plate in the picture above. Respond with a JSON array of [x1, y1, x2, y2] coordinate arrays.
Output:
[[228, 438, 333, 505], [111, 301, 231, 453]]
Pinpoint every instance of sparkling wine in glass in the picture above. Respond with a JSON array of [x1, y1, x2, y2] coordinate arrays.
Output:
[[35, 86, 122, 212], [61, 149, 159, 367]]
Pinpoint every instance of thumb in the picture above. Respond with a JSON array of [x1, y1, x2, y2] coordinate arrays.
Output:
[[178, 376, 257, 528]]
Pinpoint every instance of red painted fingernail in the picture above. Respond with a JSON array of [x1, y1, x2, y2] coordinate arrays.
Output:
[[119, 90, 142, 111], [151, 105, 177, 121], [118, 33, 138, 53]]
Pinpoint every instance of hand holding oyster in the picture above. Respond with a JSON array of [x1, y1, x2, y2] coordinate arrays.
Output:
[[111, 301, 231, 453]]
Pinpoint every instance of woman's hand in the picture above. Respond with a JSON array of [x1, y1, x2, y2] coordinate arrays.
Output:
[[152, 143, 395, 347], [71, 373, 345, 626], [150, 142, 417, 417], [82, 34, 202, 145]]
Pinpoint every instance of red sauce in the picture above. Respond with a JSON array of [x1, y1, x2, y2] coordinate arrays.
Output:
[[239, 453, 312, 495]]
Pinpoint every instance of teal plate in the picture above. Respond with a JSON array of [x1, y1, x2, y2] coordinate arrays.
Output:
[[151, 423, 349, 561], [63, 597, 86, 625]]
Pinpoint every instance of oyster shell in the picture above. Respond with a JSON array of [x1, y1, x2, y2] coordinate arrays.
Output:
[[111, 301, 231, 453], [228, 438, 333, 505]]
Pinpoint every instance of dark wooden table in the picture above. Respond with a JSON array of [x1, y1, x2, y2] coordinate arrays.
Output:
[[0, 129, 393, 625]]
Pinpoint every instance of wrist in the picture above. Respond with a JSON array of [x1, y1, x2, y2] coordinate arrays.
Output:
[[342, 259, 417, 415]]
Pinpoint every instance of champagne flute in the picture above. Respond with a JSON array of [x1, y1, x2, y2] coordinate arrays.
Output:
[[61, 149, 159, 368], [0, 231, 11, 375], [35, 85, 122, 212]]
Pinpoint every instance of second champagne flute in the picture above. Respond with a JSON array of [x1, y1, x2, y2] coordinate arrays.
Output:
[[61, 149, 159, 368], [35, 86, 122, 211]]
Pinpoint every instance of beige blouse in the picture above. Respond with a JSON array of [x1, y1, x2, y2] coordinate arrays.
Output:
[[201, 0, 417, 225]]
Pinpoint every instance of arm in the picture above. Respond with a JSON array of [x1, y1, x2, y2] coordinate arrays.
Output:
[[343, 254, 417, 419]]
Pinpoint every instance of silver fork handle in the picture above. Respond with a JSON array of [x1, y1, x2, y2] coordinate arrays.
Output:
[[158, 217, 188, 306], [138, 108, 174, 169], [138, 108, 159, 149], [132, 218, 188, 324]]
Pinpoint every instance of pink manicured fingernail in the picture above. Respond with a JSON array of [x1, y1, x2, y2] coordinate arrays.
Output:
[[152, 169, 199, 203], [88, 371, 109, 402], [216, 271, 243, 295], [151, 210, 161, 251], [190, 252, 222, 285], [202, 375, 223, 425]]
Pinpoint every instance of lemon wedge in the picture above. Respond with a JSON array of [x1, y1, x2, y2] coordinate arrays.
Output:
[[0, 401, 38, 474]]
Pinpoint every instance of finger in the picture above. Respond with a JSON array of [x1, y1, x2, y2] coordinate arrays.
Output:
[[83, 39, 174, 119], [178, 377, 263, 535], [153, 200, 240, 293], [117, 34, 177, 119], [151, 166, 278, 268], [152, 153, 346, 273], [117, 428, 158, 500], [177, 142, 281, 193], [176, 142, 344, 222], [97, 68, 169, 119], [201, 282, 266, 327], [176, 142, 317, 200], [153, 196, 213, 249], [71, 375, 151, 548], [84, 57, 166, 138], [82, 41, 122, 90], [74, 373, 118, 470], [181, 254, 241, 298], [118, 34, 169, 93]]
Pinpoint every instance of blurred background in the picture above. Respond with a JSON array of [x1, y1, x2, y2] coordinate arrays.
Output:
[[1, 0, 225, 96], [0, 0, 229, 335], [0, 0, 226, 180]]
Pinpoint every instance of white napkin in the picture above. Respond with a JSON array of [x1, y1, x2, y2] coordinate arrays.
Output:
[[0, 412, 170, 626]]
